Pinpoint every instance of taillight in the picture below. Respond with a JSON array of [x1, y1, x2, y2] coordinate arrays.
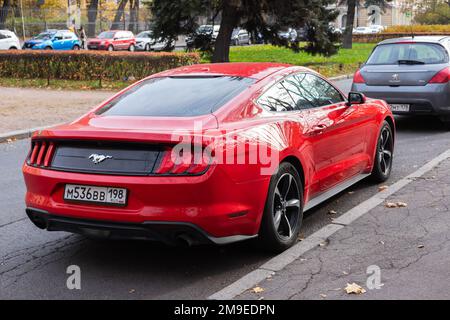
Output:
[[155, 147, 211, 175], [28, 141, 55, 167], [353, 69, 366, 84], [429, 67, 450, 84]]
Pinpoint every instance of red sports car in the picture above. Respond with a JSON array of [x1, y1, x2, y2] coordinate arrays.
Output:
[[23, 63, 395, 252]]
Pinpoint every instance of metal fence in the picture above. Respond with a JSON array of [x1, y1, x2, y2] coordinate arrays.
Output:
[[0, 7, 152, 39]]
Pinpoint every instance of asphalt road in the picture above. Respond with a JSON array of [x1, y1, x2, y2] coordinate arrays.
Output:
[[2, 79, 450, 299]]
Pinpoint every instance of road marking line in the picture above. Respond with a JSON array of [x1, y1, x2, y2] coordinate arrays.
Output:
[[208, 148, 450, 300]]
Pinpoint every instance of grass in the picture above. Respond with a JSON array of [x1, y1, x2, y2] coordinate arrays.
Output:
[[0, 43, 375, 90], [228, 43, 376, 77]]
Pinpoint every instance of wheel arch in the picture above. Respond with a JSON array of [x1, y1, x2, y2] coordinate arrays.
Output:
[[384, 115, 395, 143], [280, 155, 305, 195]]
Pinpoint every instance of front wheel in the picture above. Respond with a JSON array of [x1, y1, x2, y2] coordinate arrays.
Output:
[[259, 162, 303, 252], [44, 46, 52, 50], [371, 121, 394, 182], [128, 44, 135, 52], [72, 45, 80, 50], [107, 45, 114, 52]]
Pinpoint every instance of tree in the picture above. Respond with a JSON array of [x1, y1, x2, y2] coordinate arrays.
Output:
[[111, 0, 128, 30], [414, 0, 450, 25], [87, 0, 99, 37], [149, 0, 341, 63], [341, 0, 392, 49], [0, 0, 11, 29]]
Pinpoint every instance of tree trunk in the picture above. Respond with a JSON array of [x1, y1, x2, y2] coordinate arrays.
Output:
[[212, 0, 240, 63], [87, 0, 99, 37], [111, 0, 128, 30], [343, 0, 356, 49], [129, 0, 138, 33], [0, 0, 11, 29]]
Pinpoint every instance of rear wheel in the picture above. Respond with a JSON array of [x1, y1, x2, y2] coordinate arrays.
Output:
[[72, 45, 80, 50], [259, 162, 303, 252], [8, 46, 17, 50], [145, 43, 151, 51], [128, 44, 135, 52], [107, 45, 114, 52], [371, 121, 394, 182], [45, 46, 52, 50]]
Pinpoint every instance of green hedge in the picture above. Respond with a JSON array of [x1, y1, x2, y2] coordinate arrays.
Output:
[[0, 50, 200, 81]]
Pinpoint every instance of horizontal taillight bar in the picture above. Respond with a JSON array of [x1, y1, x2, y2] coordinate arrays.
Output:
[[28, 141, 55, 168]]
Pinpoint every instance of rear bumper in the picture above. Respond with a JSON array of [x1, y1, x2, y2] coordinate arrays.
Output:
[[352, 83, 450, 115], [23, 163, 270, 239], [26, 208, 257, 245]]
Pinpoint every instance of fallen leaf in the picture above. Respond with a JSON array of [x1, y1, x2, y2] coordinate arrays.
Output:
[[396, 202, 407, 207], [342, 271, 349, 275], [348, 191, 355, 195], [379, 240, 385, 245], [319, 294, 327, 298], [385, 202, 398, 208], [258, 296, 265, 300], [129, 289, 135, 294], [417, 244, 425, 249], [378, 185, 388, 192], [344, 283, 366, 294], [328, 210, 337, 215], [251, 287, 265, 294]]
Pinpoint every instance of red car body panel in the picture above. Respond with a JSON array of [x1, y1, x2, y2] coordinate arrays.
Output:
[[87, 30, 135, 51], [22, 63, 394, 243]]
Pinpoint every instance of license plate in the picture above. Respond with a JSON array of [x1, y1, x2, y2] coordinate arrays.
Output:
[[64, 184, 127, 206], [390, 104, 410, 112]]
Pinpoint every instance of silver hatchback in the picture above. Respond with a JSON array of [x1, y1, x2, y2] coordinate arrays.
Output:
[[352, 36, 450, 123]]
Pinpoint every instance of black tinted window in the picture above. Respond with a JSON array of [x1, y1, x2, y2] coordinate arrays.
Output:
[[258, 73, 343, 111], [367, 43, 448, 65], [97, 76, 255, 117]]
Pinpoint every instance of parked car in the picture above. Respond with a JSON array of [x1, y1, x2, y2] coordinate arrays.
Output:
[[87, 30, 136, 51], [369, 25, 385, 33], [0, 30, 20, 50], [186, 25, 220, 48], [135, 31, 169, 51], [278, 28, 298, 42], [23, 62, 395, 252], [23, 30, 80, 50], [231, 28, 251, 46], [352, 36, 450, 124], [353, 26, 373, 35]]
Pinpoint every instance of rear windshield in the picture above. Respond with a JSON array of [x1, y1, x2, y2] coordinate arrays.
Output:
[[96, 76, 255, 117], [367, 43, 448, 65]]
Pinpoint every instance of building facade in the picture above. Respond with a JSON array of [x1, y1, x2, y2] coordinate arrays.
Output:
[[332, 0, 414, 28]]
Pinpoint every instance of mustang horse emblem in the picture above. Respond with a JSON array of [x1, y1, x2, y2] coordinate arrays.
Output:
[[89, 154, 112, 164]]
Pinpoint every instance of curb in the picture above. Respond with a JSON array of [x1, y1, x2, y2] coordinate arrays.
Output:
[[208, 149, 450, 300], [0, 123, 63, 144]]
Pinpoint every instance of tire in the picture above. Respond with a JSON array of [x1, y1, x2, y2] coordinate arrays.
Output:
[[107, 45, 114, 52], [72, 45, 80, 50], [9, 46, 17, 50], [45, 46, 52, 50], [259, 162, 304, 252], [371, 121, 394, 183], [128, 44, 135, 52], [145, 43, 151, 51]]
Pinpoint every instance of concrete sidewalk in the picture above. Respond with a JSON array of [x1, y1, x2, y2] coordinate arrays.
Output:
[[237, 159, 450, 300]]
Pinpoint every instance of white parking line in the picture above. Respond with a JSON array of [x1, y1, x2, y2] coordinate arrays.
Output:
[[208, 148, 450, 300]]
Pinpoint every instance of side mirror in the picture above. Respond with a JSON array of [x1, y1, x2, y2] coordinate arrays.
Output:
[[347, 92, 366, 106]]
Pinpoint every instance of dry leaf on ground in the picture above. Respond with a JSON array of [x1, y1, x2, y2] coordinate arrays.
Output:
[[344, 283, 366, 294], [251, 287, 265, 294], [328, 210, 337, 215], [378, 185, 389, 192]]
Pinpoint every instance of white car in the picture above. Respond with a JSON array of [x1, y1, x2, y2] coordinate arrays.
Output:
[[135, 31, 168, 51], [0, 30, 20, 50], [369, 25, 385, 33], [353, 27, 373, 35]]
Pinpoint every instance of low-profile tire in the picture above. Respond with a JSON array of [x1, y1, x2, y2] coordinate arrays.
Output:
[[371, 120, 394, 183], [128, 44, 135, 52], [107, 45, 114, 52], [259, 162, 304, 253], [72, 45, 80, 50]]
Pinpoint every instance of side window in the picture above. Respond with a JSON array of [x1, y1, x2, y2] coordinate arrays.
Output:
[[0, 33, 6, 40], [284, 73, 344, 108], [63, 33, 72, 39], [257, 80, 295, 112]]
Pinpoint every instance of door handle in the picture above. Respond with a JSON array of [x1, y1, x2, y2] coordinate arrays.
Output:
[[312, 124, 327, 134]]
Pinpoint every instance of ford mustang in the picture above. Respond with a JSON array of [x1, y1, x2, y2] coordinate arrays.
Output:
[[23, 63, 395, 252]]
